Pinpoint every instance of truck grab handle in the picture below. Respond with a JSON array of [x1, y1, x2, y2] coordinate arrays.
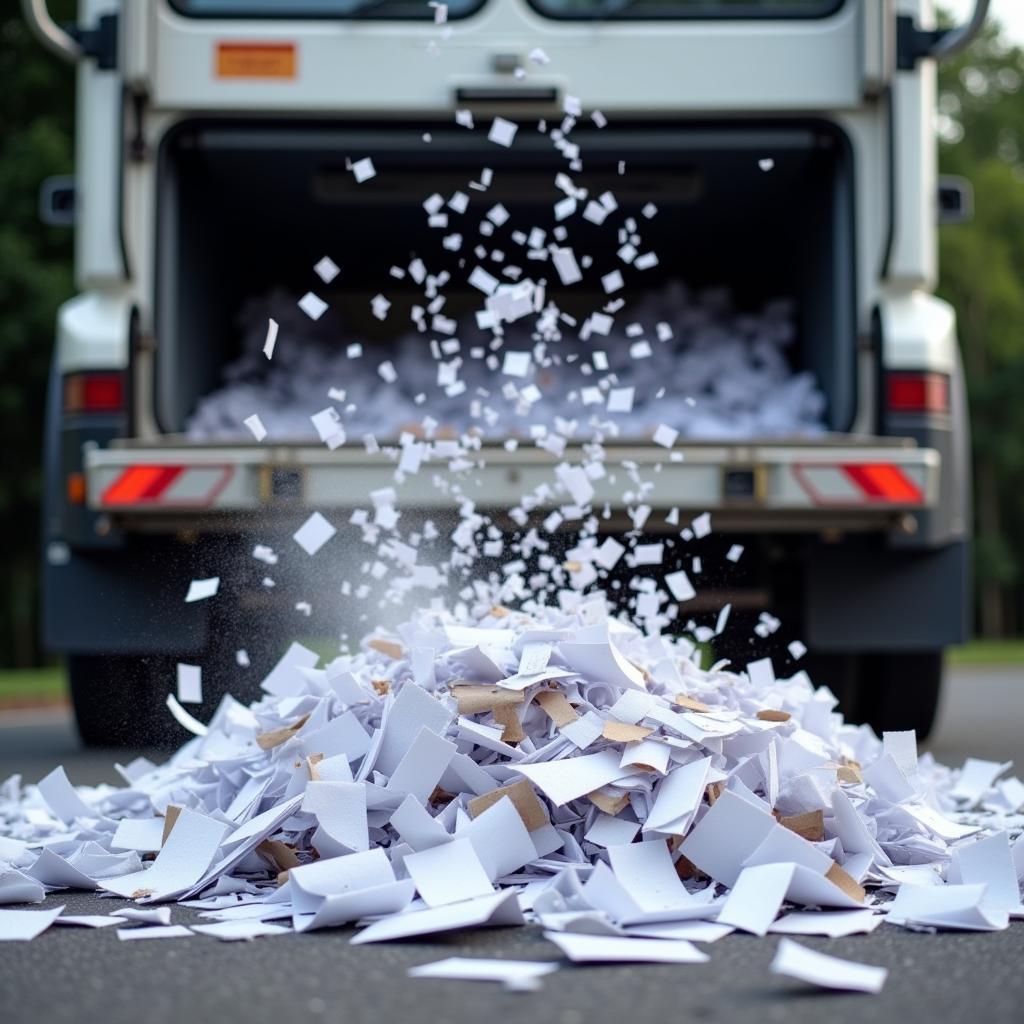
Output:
[[898, 0, 990, 69], [20, 0, 82, 63], [931, 0, 990, 60]]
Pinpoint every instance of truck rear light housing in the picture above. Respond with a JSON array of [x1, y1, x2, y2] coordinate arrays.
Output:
[[63, 371, 124, 414], [887, 372, 949, 414]]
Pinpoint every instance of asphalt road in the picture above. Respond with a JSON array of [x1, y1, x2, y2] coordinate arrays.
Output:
[[1, 665, 1022, 1024]]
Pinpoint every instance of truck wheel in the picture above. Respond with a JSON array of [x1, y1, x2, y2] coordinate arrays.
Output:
[[68, 655, 162, 745], [69, 641, 266, 749], [68, 654, 182, 748], [857, 652, 944, 742]]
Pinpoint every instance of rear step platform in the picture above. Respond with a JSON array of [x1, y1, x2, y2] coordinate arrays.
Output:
[[86, 436, 938, 532]]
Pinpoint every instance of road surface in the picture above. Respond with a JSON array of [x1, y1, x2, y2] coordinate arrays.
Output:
[[0, 665, 1021, 1024]]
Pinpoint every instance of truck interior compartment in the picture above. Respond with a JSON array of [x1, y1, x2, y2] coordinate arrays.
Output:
[[155, 120, 856, 438]]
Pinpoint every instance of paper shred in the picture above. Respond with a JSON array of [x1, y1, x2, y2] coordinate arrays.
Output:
[[191, 920, 291, 941], [165, 694, 208, 737], [176, 663, 202, 705], [602, 721, 653, 743], [350, 890, 523, 945], [351, 157, 376, 183], [770, 939, 887, 994], [468, 779, 548, 831], [314, 256, 340, 283], [0, 905, 65, 942], [293, 512, 337, 556], [262, 318, 278, 359], [117, 925, 194, 941], [535, 690, 579, 728], [665, 570, 696, 603], [408, 957, 558, 989], [184, 577, 219, 603], [652, 424, 679, 448], [488, 118, 518, 148], [544, 932, 709, 964], [298, 292, 328, 321], [243, 414, 267, 442]]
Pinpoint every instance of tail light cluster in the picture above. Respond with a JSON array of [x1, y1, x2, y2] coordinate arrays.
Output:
[[63, 371, 124, 414], [62, 371, 125, 506], [886, 372, 950, 415]]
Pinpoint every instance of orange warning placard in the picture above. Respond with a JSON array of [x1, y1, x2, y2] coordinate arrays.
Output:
[[216, 42, 296, 79]]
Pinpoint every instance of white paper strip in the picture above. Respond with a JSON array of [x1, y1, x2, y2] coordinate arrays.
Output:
[[0, 904, 64, 942], [770, 938, 887, 994], [350, 889, 523, 945], [543, 931, 709, 964]]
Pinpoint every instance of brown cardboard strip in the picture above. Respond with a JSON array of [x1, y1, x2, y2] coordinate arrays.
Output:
[[602, 721, 654, 743], [257, 839, 300, 872], [535, 690, 579, 727], [588, 789, 631, 816], [453, 684, 526, 715], [778, 809, 825, 842], [161, 805, 182, 846], [492, 703, 525, 744], [468, 778, 549, 831], [826, 861, 867, 904], [756, 709, 791, 722], [256, 712, 311, 751], [673, 694, 710, 713], [368, 638, 404, 659]]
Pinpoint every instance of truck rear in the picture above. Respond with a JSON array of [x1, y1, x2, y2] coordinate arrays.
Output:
[[34, 0, 973, 744]]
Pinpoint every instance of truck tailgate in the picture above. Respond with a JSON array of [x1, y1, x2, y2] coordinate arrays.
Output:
[[84, 437, 939, 530]]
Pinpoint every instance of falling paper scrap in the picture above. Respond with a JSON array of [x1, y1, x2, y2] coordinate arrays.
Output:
[[1, 602, 1021, 979]]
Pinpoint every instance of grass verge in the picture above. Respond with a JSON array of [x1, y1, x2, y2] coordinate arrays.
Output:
[[0, 666, 68, 709], [948, 639, 1024, 666]]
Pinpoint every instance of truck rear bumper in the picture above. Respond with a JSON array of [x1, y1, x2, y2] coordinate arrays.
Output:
[[85, 437, 939, 532]]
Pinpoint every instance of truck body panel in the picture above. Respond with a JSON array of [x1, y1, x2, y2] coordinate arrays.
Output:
[[41, 0, 972, 673]]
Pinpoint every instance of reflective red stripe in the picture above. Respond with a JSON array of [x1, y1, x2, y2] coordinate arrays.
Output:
[[842, 464, 885, 498], [101, 466, 168, 505], [139, 466, 184, 500], [99, 465, 234, 508], [794, 462, 925, 506], [844, 463, 922, 503]]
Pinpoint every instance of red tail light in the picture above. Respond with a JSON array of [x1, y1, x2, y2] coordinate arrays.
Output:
[[63, 372, 124, 414], [887, 372, 949, 414]]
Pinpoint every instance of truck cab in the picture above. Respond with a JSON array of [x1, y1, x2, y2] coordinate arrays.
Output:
[[33, 0, 975, 744]]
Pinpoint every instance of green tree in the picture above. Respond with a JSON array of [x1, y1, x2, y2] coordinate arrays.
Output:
[[0, 0, 76, 665], [937, 15, 1024, 636]]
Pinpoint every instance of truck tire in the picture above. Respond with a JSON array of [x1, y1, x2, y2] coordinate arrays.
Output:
[[68, 654, 172, 748], [858, 651, 944, 742], [69, 642, 266, 748], [801, 651, 943, 741]]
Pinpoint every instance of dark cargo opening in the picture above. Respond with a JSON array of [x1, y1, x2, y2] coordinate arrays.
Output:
[[155, 120, 856, 437]]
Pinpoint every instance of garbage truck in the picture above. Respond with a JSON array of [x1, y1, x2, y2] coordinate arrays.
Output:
[[26, 0, 986, 745]]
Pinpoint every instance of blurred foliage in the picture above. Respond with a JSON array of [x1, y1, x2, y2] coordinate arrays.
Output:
[[937, 14, 1024, 635], [0, 0, 75, 666], [0, 5, 1022, 664]]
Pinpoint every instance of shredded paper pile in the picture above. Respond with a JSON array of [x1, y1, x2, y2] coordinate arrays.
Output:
[[3, 22, 1023, 998], [186, 283, 827, 443], [1, 608, 1022, 988]]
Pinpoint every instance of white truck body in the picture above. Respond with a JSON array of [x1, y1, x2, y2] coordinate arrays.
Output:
[[33, 0, 978, 743]]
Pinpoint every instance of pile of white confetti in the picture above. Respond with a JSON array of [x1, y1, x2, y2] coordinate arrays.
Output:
[[1, 600, 1022, 990], [184, 284, 827, 443]]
